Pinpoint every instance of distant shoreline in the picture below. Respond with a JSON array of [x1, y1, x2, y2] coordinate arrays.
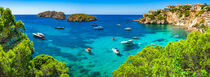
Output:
[[13, 14, 143, 15]]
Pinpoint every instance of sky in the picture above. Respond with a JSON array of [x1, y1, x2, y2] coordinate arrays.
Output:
[[0, 0, 209, 15]]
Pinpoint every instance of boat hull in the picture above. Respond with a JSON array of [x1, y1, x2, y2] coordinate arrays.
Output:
[[85, 49, 91, 53], [55, 27, 64, 29], [112, 49, 120, 55]]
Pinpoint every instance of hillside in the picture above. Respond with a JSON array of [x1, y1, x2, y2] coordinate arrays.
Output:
[[136, 3, 210, 32], [0, 8, 69, 77]]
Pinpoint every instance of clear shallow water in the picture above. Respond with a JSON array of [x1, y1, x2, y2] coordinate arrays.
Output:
[[15, 15, 188, 77]]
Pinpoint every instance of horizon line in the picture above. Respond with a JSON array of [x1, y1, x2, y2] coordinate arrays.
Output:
[[13, 14, 144, 15]]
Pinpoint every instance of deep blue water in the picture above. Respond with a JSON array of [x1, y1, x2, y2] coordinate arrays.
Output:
[[15, 15, 188, 77]]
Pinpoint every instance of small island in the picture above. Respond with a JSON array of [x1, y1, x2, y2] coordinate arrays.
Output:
[[67, 14, 97, 22], [37, 11, 66, 19]]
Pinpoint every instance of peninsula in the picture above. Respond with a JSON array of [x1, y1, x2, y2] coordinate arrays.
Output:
[[67, 14, 97, 22], [135, 3, 210, 32], [37, 11, 66, 19], [113, 3, 210, 77]]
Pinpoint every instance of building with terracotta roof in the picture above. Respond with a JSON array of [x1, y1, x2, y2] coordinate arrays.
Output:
[[166, 5, 175, 8], [191, 3, 202, 11], [148, 10, 156, 14], [175, 4, 183, 8]]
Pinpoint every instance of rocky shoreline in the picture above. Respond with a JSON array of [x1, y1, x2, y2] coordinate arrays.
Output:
[[37, 11, 66, 19], [135, 3, 210, 32]]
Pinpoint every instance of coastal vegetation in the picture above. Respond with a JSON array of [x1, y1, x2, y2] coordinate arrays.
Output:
[[113, 28, 210, 77], [137, 3, 209, 32], [67, 14, 97, 22], [0, 8, 69, 77]]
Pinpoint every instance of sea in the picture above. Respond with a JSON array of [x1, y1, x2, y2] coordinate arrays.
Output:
[[15, 15, 188, 77]]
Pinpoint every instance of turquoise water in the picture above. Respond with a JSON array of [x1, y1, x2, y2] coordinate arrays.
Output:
[[15, 15, 188, 77]]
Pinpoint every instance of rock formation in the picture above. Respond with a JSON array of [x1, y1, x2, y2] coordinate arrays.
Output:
[[135, 3, 210, 32], [67, 14, 97, 22], [37, 11, 66, 19]]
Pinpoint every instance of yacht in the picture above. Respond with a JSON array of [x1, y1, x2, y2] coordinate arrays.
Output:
[[121, 40, 134, 46], [94, 26, 104, 30], [112, 48, 120, 55], [33, 33, 45, 40], [124, 27, 132, 31]]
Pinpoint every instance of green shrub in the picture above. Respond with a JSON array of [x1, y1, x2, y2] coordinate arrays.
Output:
[[200, 25, 208, 30], [206, 6, 210, 11], [0, 7, 3, 14], [200, 19, 205, 23], [153, 10, 161, 16], [184, 10, 190, 17], [179, 13, 183, 18], [0, 23, 3, 31], [157, 15, 165, 20], [32, 55, 69, 76], [146, 14, 155, 18], [182, 5, 191, 10], [170, 8, 179, 13], [192, 23, 199, 27]]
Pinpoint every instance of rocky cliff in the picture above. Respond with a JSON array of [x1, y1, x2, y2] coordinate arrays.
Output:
[[136, 3, 210, 32], [37, 11, 66, 19], [67, 14, 97, 22]]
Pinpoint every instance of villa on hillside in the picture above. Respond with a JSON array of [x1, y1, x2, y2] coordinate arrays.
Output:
[[191, 3, 202, 11], [148, 10, 156, 14], [163, 8, 171, 11], [175, 4, 183, 9], [166, 5, 175, 8], [163, 5, 175, 11]]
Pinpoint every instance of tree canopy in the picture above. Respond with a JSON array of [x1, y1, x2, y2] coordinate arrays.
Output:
[[113, 29, 210, 77], [0, 8, 69, 77]]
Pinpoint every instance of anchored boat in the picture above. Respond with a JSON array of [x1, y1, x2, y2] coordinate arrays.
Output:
[[132, 37, 139, 39], [55, 27, 64, 29], [121, 40, 134, 46], [112, 48, 120, 55], [85, 48, 91, 53], [124, 27, 132, 31], [94, 26, 104, 30], [33, 33, 45, 40], [91, 24, 98, 26], [116, 24, 121, 26], [151, 43, 157, 46]]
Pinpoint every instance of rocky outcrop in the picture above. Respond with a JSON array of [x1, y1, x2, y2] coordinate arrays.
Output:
[[37, 11, 66, 19], [136, 3, 210, 32], [67, 14, 97, 22]]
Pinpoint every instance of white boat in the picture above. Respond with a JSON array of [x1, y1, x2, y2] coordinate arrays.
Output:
[[121, 40, 134, 46], [33, 33, 45, 39], [174, 35, 179, 38], [132, 37, 139, 39], [116, 24, 121, 26], [55, 27, 64, 29], [94, 26, 104, 30], [124, 27, 132, 31], [91, 24, 98, 26], [151, 43, 157, 46], [112, 48, 120, 55]]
